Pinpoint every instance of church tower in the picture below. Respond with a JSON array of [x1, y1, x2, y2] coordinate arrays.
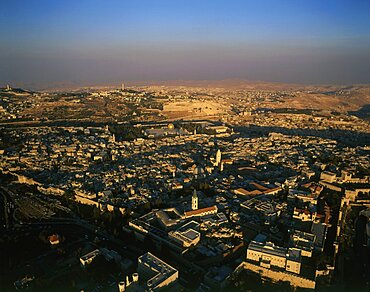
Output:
[[215, 149, 222, 166], [192, 189, 198, 210]]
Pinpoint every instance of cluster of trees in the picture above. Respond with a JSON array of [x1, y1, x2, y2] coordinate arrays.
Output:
[[178, 123, 205, 134], [108, 124, 144, 141], [146, 100, 163, 110]]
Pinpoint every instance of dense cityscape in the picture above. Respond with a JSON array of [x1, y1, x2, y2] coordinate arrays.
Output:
[[0, 83, 369, 291], [2, 1, 370, 291]]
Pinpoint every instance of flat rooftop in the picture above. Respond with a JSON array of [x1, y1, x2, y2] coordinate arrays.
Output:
[[138, 252, 178, 289], [248, 241, 287, 258]]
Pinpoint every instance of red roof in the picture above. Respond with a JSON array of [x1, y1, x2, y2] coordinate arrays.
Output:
[[249, 182, 269, 191], [184, 205, 217, 217], [48, 234, 60, 244]]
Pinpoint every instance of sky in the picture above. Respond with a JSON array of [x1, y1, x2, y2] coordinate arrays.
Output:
[[1, 0, 370, 87]]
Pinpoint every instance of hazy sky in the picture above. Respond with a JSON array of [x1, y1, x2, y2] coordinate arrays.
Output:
[[1, 0, 370, 87]]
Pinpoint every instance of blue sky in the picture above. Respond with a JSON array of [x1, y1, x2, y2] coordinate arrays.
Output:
[[1, 0, 370, 86]]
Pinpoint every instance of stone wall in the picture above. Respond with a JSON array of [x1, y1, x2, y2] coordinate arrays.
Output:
[[243, 261, 315, 289]]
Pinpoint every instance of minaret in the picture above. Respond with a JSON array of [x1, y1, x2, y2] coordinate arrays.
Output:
[[121, 82, 125, 91], [192, 189, 198, 210]]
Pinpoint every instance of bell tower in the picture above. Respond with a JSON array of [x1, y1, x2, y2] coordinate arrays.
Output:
[[192, 189, 198, 210]]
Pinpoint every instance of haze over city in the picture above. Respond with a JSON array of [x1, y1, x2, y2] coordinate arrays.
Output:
[[1, 0, 370, 88]]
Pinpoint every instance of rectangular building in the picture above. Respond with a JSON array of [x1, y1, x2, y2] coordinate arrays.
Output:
[[290, 230, 316, 257], [138, 252, 179, 291], [246, 241, 301, 275]]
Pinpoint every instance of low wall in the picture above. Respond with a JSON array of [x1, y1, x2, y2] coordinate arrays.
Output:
[[243, 261, 315, 289]]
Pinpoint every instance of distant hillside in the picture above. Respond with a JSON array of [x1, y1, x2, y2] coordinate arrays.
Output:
[[2, 80, 369, 114], [9, 78, 370, 92], [0, 87, 34, 94]]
